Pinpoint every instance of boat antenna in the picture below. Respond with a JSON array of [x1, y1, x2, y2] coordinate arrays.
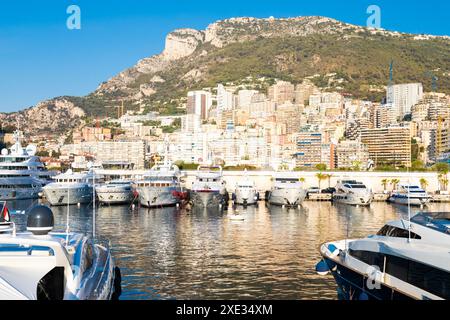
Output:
[[407, 169, 411, 243], [65, 173, 70, 245], [93, 168, 96, 239]]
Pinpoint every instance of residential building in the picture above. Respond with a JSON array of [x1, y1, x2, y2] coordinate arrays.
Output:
[[386, 83, 424, 119]]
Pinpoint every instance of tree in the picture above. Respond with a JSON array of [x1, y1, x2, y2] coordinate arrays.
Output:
[[419, 178, 429, 191], [438, 174, 449, 192], [315, 163, 327, 171], [390, 179, 400, 191], [299, 177, 306, 183], [325, 174, 333, 188], [381, 179, 389, 192], [316, 173, 327, 191], [433, 163, 450, 174]]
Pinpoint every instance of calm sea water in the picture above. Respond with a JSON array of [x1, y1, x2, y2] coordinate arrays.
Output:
[[7, 199, 450, 300]]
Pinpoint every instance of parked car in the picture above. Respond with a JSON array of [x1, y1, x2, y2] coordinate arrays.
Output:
[[307, 187, 321, 197], [321, 187, 336, 194]]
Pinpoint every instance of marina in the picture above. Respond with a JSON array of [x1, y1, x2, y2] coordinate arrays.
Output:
[[5, 198, 450, 300]]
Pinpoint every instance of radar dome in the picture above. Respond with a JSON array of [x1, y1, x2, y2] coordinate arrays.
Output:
[[27, 205, 54, 236]]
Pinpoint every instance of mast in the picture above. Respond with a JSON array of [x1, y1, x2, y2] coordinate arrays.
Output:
[[65, 173, 70, 245], [93, 169, 96, 239]]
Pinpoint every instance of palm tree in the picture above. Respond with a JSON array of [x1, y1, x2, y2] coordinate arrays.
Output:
[[438, 174, 449, 192], [419, 178, 429, 191], [381, 179, 389, 192], [316, 173, 327, 191], [325, 174, 333, 188], [299, 177, 306, 183], [390, 179, 400, 191]]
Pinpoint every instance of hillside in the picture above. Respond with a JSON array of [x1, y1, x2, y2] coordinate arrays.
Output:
[[1, 16, 449, 134]]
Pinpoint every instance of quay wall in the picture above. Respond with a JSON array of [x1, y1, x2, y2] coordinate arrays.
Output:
[[97, 169, 448, 195]]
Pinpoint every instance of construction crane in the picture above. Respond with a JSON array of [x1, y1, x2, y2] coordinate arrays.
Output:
[[425, 71, 438, 92]]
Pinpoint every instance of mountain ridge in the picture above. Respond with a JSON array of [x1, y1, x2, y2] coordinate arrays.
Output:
[[2, 16, 449, 135]]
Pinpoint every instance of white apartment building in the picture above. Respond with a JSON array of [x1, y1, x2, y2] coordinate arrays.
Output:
[[387, 83, 424, 119]]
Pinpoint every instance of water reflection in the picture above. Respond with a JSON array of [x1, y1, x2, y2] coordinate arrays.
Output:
[[6, 199, 450, 300]]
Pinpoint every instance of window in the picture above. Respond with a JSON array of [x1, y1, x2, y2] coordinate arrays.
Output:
[[37, 267, 65, 300], [349, 249, 384, 270], [377, 225, 421, 239]]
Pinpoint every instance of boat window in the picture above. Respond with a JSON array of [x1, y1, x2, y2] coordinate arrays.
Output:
[[37, 267, 65, 300], [385, 255, 450, 299], [81, 241, 94, 274], [377, 225, 421, 239], [348, 249, 384, 271]]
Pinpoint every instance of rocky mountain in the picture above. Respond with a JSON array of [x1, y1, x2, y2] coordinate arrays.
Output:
[[2, 16, 450, 135]]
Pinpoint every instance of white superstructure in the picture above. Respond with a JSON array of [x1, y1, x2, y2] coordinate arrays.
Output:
[[333, 180, 373, 206]]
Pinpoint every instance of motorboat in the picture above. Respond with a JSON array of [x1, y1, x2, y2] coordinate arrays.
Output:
[[267, 175, 306, 207], [317, 212, 450, 300], [43, 169, 95, 206], [333, 180, 373, 206], [0, 204, 121, 300], [0, 130, 56, 200], [388, 183, 431, 207], [232, 174, 259, 206], [190, 165, 229, 208], [96, 180, 135, 205]]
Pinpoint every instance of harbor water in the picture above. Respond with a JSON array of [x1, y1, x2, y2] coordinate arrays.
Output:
[[7, 200, 450, 300]]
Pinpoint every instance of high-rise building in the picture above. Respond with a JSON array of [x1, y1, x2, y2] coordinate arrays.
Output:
[[336, 140, 370, 169], [187, 90, 212, 120], [237, 90, 258, 110], [217, 84, 234, 112], [386, 83, 424, 119], [295, 130, 324, 168], [295, 80, 318, 105], [360, 126, 412, 167], [268, 81, 295, 104]]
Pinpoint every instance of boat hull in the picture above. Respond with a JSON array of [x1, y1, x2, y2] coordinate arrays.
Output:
[[234, 189, 258, 206], [321, 256, 414, 300], [333, 192, 373, 206], [190, 190, 229, 208], [0, 188, 41, 200], [388, 195, 430, 206], [43, 185, 93, 206], [268, 188, 306, 207], [96, 187, 134, 205], [138, 186, 182, 208]]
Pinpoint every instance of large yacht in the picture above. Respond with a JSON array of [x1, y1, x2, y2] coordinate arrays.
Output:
[[190, 165, 229, 208], [135, 162, 184, 208], [317, 212, 450, 300], [43, 169, 95, 206], [333, 180, 373, 206], [388, 183, 431, 207], [0, 204, 121, 300], [233, 175, 259, 206], [267, 174, 307, 207], [95, 180, 135, 205], [0, 130, 56, 200]]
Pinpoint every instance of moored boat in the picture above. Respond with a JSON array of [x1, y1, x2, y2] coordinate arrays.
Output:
[[190, 165, 229, 208], [267, 175, 306, 207], [333, 180, 373, 206]]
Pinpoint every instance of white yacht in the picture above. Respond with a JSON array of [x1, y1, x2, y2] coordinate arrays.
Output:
[[233, 175, 259, 206], [333, 180, 373, 206], [190, 165, 229, 208], [0, 204, 121, 300], [267, 175, 307, 207], [0, 130, 56, 200], [43, 169, 95, 206], [317, 212, 450, 300], [136, 162, 184, 208], [388, 183, 431, 207], [95, 180, 135, 205]]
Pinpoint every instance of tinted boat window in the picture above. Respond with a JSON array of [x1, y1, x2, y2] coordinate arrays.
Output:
[[37, 267, 65, 300], [377, 225, 421, 239]]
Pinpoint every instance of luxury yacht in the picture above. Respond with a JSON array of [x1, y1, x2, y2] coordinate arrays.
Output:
[[43, 169, 95, 206], [333, 180, 373, 206], [317, 212, 450, 300], [136, 162, 185, 208], [95, 180, 135, 205], [0, 130, 56, 200], [232, 175, 259, 206], [190, 165, 229, 208], [0, 204, 121, 300], [267, 175, 307, 207], [388, 184, 431, 207]]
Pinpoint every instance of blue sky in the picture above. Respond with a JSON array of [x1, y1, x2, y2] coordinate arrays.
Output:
[[0, 0, 449, 112]]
